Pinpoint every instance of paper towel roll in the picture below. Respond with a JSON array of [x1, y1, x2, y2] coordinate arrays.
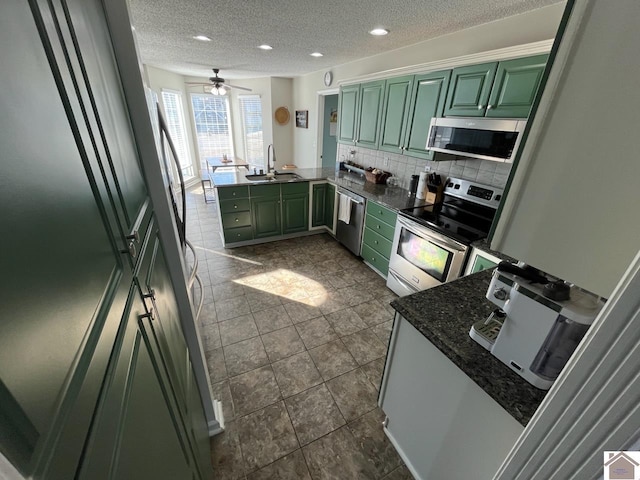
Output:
[[416, 171, 428, 199]]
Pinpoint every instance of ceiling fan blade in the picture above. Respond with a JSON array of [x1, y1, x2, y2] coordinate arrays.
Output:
[[223, 83, 252, 92], [186, 82, 212, 86]]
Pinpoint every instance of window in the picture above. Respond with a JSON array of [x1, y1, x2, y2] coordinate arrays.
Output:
[[160, 90, 194, 178], [190, 94, 234, 171], [239, 95, 264, 167]]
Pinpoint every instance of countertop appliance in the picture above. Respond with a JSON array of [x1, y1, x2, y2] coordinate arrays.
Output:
[[387, 178, 503, 296], [470, 266, 605, 389], [427, 117, 526, 163], [336, 187, 366, 256]]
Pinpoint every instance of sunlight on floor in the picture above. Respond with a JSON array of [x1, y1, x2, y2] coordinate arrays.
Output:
[[233, 269, 328, 307]]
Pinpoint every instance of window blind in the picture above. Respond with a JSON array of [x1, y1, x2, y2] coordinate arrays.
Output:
[[190, 94, 234, 171], [160, 90, 194, 178], [238, 95, 264, 167]]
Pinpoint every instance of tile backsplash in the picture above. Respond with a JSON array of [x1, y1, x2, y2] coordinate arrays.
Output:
[[337, 144, 512, 190]]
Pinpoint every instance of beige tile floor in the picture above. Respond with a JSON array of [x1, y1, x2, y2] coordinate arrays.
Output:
[[186, 186, 414, 480]]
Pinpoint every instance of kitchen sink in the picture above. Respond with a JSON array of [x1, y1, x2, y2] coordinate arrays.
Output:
[[245, 172, 301, 182]]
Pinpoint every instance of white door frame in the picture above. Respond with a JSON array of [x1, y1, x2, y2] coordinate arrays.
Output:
[[315, 87, 339, 168], [494, 1, 640, 477]]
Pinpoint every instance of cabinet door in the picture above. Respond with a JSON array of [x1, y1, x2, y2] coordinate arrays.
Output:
[[356, 80, 386, 148], [486, 54, 549, 118], [283, 194, 310, 234], [0, 2, 133, 477], [444, 62, 498, 117], [252, 197, 282, 238], [312, 183, 327, 227], [471, 254, 499, 274], [379, 76, 415, 154], [77, 292, 195, 480], [404, 70, 451, 160], [337, 84, 360, 144], [325, 184, 336, 230]]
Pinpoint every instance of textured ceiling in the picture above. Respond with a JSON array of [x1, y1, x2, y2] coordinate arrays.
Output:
[[129, 0, 562, 79]]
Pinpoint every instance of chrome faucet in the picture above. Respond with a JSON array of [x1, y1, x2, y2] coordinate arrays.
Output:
[[267, 144, 276, 173]]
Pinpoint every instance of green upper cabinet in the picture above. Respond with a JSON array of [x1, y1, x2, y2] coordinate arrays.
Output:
[[403, 70, 451, 159], [486, 54, 549, 118], [379, 76, 415, 154], [444, 62, 498, 117], [355, 80, 386, 148], [337, 84, 360, 144]]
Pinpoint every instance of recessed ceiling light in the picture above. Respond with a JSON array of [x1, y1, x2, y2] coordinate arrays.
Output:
[[193, 35, 211, 42], [258, 44, 273, 50], [369, 28, 389, 36], [310, 52, 323, 57]]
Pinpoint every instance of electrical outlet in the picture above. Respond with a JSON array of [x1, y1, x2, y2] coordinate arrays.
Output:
[[384, 157, 390, 167], [424, 165, 431, 172]]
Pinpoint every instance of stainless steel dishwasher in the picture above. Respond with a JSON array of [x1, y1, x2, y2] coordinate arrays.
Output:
[[336, 187, 366, 256]]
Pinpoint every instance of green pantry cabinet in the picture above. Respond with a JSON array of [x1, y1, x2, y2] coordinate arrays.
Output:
[[219, 182, 311, 244], [361, 201, 398, 277], [0, 0, 209, 479], [444, 54, 549, 118]]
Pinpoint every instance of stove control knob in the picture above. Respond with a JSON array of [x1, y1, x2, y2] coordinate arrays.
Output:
[[493, 287, 509, 301]]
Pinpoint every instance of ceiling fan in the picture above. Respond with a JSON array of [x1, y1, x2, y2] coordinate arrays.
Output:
[[186, 68, 252, 95]]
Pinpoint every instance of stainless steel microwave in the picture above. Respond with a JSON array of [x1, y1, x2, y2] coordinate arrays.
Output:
[[426, 117, 527, 163]]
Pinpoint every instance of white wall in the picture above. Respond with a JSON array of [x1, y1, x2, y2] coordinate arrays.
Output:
[[292, 2, 566, 168], [270, 77, 294, 166], [145, 65, 200, 175]]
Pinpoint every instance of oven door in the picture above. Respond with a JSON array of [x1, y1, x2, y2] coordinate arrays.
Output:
[[387, 216, 468, 296]]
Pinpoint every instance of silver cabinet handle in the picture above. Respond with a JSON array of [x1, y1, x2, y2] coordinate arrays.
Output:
[[121, 241, 136, 258], [487, 105, 493, 110], [126, 230, 139, 242], [478, 105, 484, 109]]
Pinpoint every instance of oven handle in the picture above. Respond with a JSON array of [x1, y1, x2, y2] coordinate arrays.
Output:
[[397, 216, 467, 253], [389, 270, 420, 294]]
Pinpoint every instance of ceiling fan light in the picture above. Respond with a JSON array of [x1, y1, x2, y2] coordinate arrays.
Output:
[[218, 86, 227, 95], [210, 86, 219, 95]]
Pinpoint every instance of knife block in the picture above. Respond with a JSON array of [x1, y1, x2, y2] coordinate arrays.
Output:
[[425, 182, 444, 205]]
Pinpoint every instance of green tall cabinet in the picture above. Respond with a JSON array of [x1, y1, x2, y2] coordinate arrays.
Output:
[[0, 1, 210, 478]]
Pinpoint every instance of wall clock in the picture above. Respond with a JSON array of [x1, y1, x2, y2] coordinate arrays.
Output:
[[324, 71, 333, 87]]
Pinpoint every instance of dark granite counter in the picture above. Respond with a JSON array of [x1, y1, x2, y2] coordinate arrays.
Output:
[[211, 167, 429, 212], [390, 269, 547, 426]]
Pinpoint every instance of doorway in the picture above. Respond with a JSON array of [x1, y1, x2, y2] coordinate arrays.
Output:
[[321, 94, 338, 168]]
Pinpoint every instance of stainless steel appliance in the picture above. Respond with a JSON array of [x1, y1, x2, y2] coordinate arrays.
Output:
[[427, 117, 526, 163], [336, 187, 366, 256], [470, 266, 605, 389], [387, 178, 503, 296]]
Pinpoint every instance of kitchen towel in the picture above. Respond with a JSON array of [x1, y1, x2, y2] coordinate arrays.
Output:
[[338, 193, 353, 224]]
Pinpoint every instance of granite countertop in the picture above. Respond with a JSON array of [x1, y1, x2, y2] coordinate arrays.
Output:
[[211, 167, 429, 212], [390, 269, 547, 427]]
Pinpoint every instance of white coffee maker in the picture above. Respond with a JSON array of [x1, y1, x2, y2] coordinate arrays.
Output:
[[470, 263, 605, 390]]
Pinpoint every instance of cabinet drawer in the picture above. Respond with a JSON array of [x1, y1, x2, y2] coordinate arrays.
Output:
[[363, 227, 393, 259], [217, 185, 249, 200], [361, 243, 390, 276], [219, 198, 250, 214], [223, 226, 253, 243], [221, 211, 252, 228], [366, 201, 397, 227], [365, 214, 396, 241], [281, 181, 309, 195], [250, 183, 280, 198]]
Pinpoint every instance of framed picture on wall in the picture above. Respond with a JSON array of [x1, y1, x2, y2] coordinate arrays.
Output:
[[295, 110, 308, 128]]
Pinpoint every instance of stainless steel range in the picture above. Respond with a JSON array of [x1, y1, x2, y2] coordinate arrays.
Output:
[[387, 177, 503, 297]]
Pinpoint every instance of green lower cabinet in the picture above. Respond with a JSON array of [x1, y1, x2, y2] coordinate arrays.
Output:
[[470, 254, 499, 274], [325, 184, 335, 228], [363, 227, 393, 259], [223, 226, 253, 244], [312, 183, 327, 227], [252, 197, 282, 238], [282, 194, 309, 234], [361, 243, 390, 276]]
